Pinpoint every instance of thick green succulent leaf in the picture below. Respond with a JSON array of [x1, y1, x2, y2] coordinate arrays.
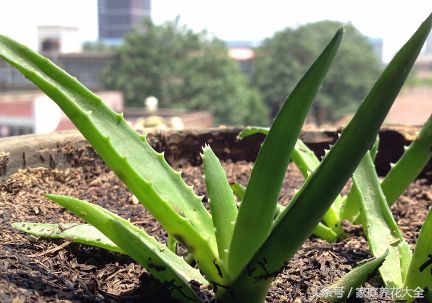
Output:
[[404, 207, 432, 301], [353, 153, 411, 288], [12, 222, 123, 253], [238, 126, 319, 176], [45, 194, 207, 302], [370, 135, 380, 160], [238, 126, 321, 177], [0, 34, 219, 281], [341, 185, 362, 223], [231, 181, 282, 217], [106, 219, 206, 303], [221, 14, 431, 302], [312, 223, 338, 243], [239, 126, 343, 235], [167, 233, 178, 253], [228, 28, 344, 278], [382, 115, 432, 206], [237, 126, 269, 140], [323, 250, 388, 303], [230, 181, 337, 242], [230, 181, 246, 202], [202, 145, 237, 272], [342, 136, 380, 223]]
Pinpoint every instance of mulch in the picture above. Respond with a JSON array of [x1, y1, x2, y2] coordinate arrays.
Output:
[[0, 154, 431, 302]]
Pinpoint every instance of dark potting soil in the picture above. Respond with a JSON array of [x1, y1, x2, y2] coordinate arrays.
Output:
[[0, 157, 431, 303]]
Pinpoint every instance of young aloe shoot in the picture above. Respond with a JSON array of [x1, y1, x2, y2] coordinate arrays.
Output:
[[2, 12, 431, 303]]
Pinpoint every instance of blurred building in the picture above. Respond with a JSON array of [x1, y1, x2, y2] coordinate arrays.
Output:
[[0, 26, 114, 91], [0, 91, 123, 137], [38, 26, 81, 53], [225, 41, 260, 78], [98, 0, 151, 45], [0, 51, 114, 91]]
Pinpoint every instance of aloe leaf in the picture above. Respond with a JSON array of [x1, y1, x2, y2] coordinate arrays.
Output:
[[202, 145, 238, 272], [237, 126, 269, 140], [238, 126, 320, 177], [404, 207, 432, 301], [45, 194, 207, 302], [0, 35, 219, 281], [227, 29, 343, 279], [312, 223, 338, 243], [370, 135, 380, 160], [230, 181, 337, 242], [344, 117, 431, 222], [323, 250, 388, 303], [12, 222, 123, 253], [382, 115, 432, 206], [239, 126, 324, 177], [341, 185, 362, 222], [230, 182, 246, 201], [342, 136, 380, 223], [231, 181, 282, 217], [106, 220, 205, 303], [220, 14, 432, 302], [167, 233, 178, 253], [239, 126, 344, 235], [353, 152, 411, 287]]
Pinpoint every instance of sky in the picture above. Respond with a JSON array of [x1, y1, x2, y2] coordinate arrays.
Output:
[[0, 1, 431, 62]]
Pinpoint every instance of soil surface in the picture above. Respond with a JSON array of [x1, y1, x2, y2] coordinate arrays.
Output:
[[1, 156, 431, 303]]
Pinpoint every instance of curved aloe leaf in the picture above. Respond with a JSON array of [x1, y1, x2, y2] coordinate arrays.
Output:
[[353, 153, 411, 288], [404, 207, 432, 301], [45, 194, 207, 302], [12, 222, 123, 253], [382, 115, 432, 206], [227, 28, 344, 279], [238, 126, 344, 236], [342, 136, 380, 223], [0, 34, 220, 282], [230, 181, 337, 242], [220, 14, 432, 302], [167, 233, 178, 253], [312, 223, 338, 242], [230, 181, 246, 202], [323, 250, 388, 303], [202, 145, 238, 275], [107, 219, 205, 302]]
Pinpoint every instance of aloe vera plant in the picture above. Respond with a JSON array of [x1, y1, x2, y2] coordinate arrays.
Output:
[[2, 13, 432, 303]]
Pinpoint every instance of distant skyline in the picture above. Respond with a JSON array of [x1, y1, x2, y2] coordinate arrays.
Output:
[[0, 1, 431, 62]]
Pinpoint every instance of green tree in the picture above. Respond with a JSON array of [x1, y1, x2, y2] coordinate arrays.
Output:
[[103, 19, 268, 125], [252, 21, 383, 124]]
